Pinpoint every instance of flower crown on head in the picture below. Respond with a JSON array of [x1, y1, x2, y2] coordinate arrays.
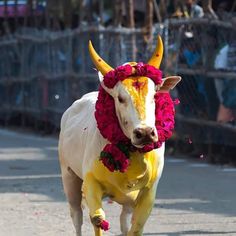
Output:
[[103, 62, 163, 89]]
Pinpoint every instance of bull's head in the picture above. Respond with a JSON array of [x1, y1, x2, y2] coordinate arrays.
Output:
[[89, 36, 181, 148]]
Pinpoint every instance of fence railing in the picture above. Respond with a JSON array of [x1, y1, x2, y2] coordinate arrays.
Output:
[[164, 18, 236, 148], [0, 19, 235, 152], [0, 25, 163, 126]]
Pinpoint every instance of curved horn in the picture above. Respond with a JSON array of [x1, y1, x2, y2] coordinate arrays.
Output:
[[88, 40, 113, 75], [147, 35, 163, 68]]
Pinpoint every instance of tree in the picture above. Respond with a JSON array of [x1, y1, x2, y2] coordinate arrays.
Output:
[[202, 0, 218, 19], [114, 0, 123, 27]]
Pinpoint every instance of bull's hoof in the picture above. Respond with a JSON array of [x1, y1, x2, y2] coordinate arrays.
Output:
[[91, 215, 110, 231], [91, 214, 103, 226]]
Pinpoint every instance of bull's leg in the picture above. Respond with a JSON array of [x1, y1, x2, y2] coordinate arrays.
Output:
[[93, 226, 103, 236], [120, 205, 133, 235], [127, 187, 156, 236], [61, 166, 83, 236], [83, 172, 105, 236]]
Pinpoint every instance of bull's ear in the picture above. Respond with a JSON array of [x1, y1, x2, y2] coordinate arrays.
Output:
[[157, 76, 181, 92], [98, 71, 115, 96]]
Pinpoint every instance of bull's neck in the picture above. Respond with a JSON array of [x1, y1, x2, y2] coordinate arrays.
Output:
[[127, 151, 150, 179]]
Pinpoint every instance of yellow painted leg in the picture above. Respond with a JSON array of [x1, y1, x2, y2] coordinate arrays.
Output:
[[127, 187, 156, 236], [83, 172, 105, 235], [93, 226, 103, 236]]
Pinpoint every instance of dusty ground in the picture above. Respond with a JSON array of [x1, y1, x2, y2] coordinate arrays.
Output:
[[0, 129, 236, 236]]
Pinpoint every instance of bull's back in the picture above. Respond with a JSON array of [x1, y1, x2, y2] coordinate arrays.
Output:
[[59, 92, 107, 179]]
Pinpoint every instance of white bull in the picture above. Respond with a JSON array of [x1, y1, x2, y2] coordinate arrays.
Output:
[[58, 36, 181, 236]]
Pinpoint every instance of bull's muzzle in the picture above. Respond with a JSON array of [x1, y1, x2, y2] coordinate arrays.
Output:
[[132, 126, 158, 147]]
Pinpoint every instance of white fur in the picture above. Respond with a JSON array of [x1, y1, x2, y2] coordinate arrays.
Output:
[[60, 91, 108, 179]]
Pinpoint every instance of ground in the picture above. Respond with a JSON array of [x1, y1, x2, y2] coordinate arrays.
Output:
[[0, 129, 236, 236]]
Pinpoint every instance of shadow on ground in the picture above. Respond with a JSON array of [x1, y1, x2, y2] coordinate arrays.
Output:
[[155, 156, 236, 217], [0, 130, 65, 202], [144, 230, 236, 235]]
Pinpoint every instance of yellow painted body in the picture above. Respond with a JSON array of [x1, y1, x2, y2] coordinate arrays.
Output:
[[93, 150, 157, 201], [82, 149, 163, 235]]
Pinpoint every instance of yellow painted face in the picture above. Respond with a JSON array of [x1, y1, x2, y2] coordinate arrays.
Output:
[[121, 76, 149, 120]]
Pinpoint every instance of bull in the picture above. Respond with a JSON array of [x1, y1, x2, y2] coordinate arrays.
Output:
[[58, 36, 181, 236]]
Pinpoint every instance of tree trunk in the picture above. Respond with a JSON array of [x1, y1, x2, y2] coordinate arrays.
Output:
[[78, 0, 84, 26], [231, 0, 236, 12], [14, 0, 18, 28], [125, 0, 136, 61], [144, 0, 153, 43], [125, 0, 135, 28], [153, 0, 162, 23], [98, 0, 104, 25], [63, 0, 72, 28], [3, 0, 10, 34], [114, 0, 123, 27]]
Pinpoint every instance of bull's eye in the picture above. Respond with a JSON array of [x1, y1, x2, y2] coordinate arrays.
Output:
[[118, 95, 125, 104]]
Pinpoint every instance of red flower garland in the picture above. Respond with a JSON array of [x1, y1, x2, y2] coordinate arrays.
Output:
[[95, 63, 177, 173], [103, 63, 162, 88]]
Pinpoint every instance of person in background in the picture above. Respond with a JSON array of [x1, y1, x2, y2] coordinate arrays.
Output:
[[214, 43, 233, 123], [171, 0, 204, 19], [214, 16, 236, 124], [216, 1, 229, 21], [220, 16, 236, 123], [184, 0, 204, 18]]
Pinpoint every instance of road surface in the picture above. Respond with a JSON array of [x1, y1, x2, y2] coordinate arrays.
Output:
[[0, 129, 235, 236]]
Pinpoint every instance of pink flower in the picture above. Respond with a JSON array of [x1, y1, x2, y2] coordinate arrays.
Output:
[[173, 98, 180, 105], [103, 70, 117, 88], [102, 144, 130, 172], [135, 62, 146, 75], [95, 88, 129, 144], [141, 143, 154, 152], [119, 158, 130, 172], [101, 156, 115, 172], [100, 220, 109, 231], [135, 63, 162, 85], [103, 63, 163, 89], [188, 137, 193, 144], [144, 65, 162, 85], [115, 65, 133, 80]]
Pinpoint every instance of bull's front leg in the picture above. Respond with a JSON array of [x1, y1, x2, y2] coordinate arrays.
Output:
[[127, 186, 156, 236], [82, 172, 106, 236]]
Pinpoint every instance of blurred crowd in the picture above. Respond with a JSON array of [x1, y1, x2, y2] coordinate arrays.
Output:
[[0, 0, 235, 127], [169, 0, 236, 125]]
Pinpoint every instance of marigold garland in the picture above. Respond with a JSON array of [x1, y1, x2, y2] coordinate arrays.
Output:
[[95, 63, 177, 173]]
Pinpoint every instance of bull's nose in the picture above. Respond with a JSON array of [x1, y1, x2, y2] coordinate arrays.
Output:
[[133, 127, 158, 144]]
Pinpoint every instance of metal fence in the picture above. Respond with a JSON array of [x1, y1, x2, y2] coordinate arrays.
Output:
[[0, 25, 163, 127], [164, 18, 236, 152], [0, 19, 236, 158]]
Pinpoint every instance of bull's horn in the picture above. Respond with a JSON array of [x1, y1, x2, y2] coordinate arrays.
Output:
[[147, 35, 163, 69], [88, 40, 113, 75]]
